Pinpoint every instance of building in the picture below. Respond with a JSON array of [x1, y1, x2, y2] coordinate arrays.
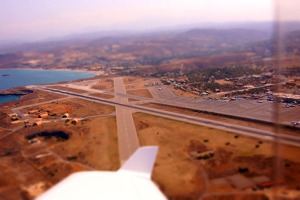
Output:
[[62, 113, 70, 118], [28, 110, 39, 114], [33, 121, 43, 126], [38, 112, 48, 118], [71, 118, 79, 125], [11, 116, 18, 121]]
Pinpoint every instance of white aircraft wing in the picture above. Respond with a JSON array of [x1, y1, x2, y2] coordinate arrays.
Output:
[[36, 146, 166, 200]]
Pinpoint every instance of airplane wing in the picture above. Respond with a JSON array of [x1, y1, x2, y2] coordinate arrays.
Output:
[[119, 145, 158, 178], [36, 146, 166, 200]]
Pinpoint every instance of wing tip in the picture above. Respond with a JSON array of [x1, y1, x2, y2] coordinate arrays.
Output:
[[119, 146, 159, 178]]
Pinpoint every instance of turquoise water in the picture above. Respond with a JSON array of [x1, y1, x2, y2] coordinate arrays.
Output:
[[0, 69, 95, 90], [0, 69, 95, 103]]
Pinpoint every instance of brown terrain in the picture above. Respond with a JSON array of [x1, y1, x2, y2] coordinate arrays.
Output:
[[21, 98, 115, 119], [0, 75, 299, 199], [89, 93, 115, 99], [48, 86, 87, 94], [133, 112, 300, 200], [0, 26, 299, 200], [0, 28, 281, 75], [91, 78, 114, 91], [142, 103, 300, 136], [126, 89, 153, 99], [0, 91, 119, 200]]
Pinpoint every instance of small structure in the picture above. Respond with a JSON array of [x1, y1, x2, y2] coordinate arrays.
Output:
[[9, 113, 17, 117], [33, 121, 43, 126], [190, 150, 214, 160], [11, 116, 19, 121], [8, 113, 19, 121], [28, 138, 41, 144], [252, 75, 261, 79], [62, 113, 70, 118], [24, 121, 30, 128], [38, 112, 48, 118], [71, 118, 79, 125], [28, 110, 39, 114]]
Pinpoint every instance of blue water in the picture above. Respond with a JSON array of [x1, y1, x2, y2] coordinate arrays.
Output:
[[0, 69, 95, 90], [0, 69, 95, 103], [0, 95, 22, 103]]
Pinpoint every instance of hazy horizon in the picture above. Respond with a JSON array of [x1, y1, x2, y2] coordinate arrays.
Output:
[[1, 0, 299, 42]]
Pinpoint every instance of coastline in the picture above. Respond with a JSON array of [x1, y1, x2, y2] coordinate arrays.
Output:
[[0, 87, 33, 95], [0, 68, 99, 93], [0, 87, 34, 105], [0, 67, 105, 76]]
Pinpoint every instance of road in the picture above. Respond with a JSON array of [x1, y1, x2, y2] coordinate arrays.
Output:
[[32, 85, 300, 148], [113, 77, 140, 163], [38, 82, 299, 126]]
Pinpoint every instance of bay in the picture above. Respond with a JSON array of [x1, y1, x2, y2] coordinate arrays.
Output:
[[0, 69, 95, 104], [0, 69, 95, 91], [0, 94, 22, 103]]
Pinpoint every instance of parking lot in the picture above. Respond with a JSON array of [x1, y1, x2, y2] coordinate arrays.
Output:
[[149, 86, 300, 126]]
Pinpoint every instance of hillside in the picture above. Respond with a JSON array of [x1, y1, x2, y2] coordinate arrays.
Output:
[[0, 27, 299, 75]]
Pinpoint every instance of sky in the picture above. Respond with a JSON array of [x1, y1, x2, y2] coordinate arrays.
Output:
[[0, 0, 299, 42]]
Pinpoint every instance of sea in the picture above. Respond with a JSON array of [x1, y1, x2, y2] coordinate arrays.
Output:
[[0, 69, 95, 103]]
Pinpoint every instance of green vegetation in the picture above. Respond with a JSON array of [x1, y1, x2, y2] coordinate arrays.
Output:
[[186, 66, 264, 92], [188, 66, 262, 82]]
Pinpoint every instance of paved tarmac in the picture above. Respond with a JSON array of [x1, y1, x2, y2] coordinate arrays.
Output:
[[113, 77, 140, 163], [149, 86, 300, 125], [34, 85, 300, 147]]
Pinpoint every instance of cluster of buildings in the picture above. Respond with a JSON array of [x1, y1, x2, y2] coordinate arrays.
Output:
[[160, 71, 300, 100], [10, 109, 80, 127]]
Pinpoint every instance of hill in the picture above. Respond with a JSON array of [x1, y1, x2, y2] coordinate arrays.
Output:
[[0, 24, 299, 75]]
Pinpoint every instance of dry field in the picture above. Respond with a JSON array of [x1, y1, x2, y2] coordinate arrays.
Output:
[[0, 116, 119, 200], [22, 98, 115, 119], [124, 76, 160, 90], [133, 112, 300, 199], [89, 93, 115, 99], [0, 134, 53, 200], [49, 86, 87, 94], [91, 78, 114, 91], [133, 112, 207, 199], [125, 82, 148, 90], [123, 76, 144, 84], [126, 89, 153, 99], [50, 116, 119, 170], [215, 79, 234, 85], [169, 86, 200, 98]]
